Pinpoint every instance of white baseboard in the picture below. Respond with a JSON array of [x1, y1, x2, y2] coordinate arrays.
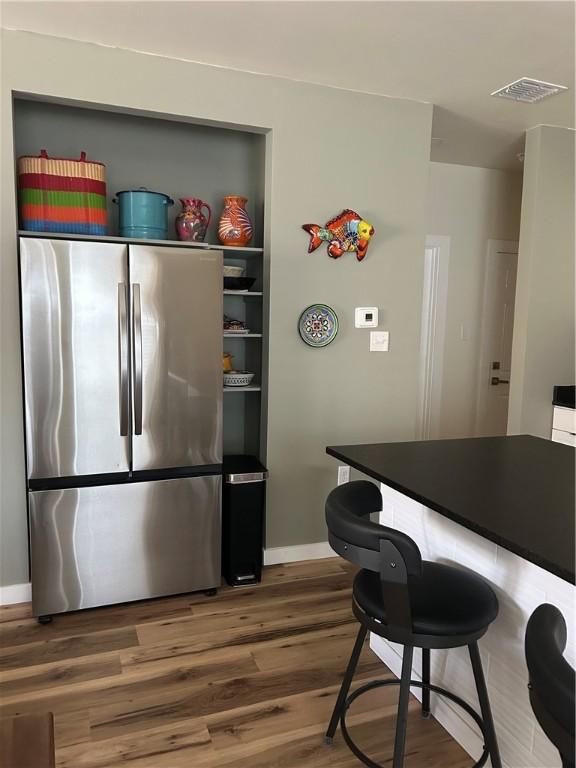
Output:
[[0, 547, 334, 603], [0, 547, 334, 604], [0, 582, 31, 606], [263, 541, 334, 566]]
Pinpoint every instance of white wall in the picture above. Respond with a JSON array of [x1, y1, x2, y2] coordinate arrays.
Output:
[[0, 31, 433, 587], [508, 125, 575, 439], [427, 162, 523, 438]]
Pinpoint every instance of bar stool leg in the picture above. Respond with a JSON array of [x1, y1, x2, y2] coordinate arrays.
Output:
[[392, 644, 414, 768], [325, 624, 368, 742], [421, 648, 431, 718], [469, 642, 502, 768]]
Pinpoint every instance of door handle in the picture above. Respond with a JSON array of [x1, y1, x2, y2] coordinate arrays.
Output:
[[132, 283, 143, 435], [118, 283, 129, 436], [491, 376, 510, 386]]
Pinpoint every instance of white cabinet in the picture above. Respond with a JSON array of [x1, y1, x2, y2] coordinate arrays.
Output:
[[552, 428, 576, 447], [552, 406, 576, 445]]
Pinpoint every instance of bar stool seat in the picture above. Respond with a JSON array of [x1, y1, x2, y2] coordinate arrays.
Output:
[[354, 562, 498, 637]]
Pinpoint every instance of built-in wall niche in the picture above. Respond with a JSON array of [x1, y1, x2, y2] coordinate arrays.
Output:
[[224, 394, 262, 456], [13, 95, 268, 465], [223, 252, 264, 456], [12, 97, 266, 246]]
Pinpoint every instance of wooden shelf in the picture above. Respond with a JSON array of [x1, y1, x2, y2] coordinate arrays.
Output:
[[223, 333, 262, 338], [18, 230, 263, 255], [223, 290, 263, 296], [224, 386, 261, 393]]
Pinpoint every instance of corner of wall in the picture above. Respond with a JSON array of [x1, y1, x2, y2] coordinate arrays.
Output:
[[507, 126, 575, 437]]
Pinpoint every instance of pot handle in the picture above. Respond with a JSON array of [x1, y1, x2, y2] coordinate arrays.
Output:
[[201, 201, 212, 227], [39, 150, 89, 161], [112, 188, 173, 205]]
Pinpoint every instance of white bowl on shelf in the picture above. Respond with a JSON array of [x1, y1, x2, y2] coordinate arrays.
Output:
[[224, 371, 255, 387], [223, 264, 245, 278]]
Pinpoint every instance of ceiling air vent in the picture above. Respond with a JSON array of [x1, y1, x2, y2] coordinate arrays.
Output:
[[491, 78, 568, 103]]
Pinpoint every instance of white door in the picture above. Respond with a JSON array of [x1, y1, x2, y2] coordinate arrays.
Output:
[[475, 239, 518, 436], [418, 236, 450, 439]]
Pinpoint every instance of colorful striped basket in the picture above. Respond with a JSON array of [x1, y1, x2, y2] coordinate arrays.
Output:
[[18, 150, 107, 235]]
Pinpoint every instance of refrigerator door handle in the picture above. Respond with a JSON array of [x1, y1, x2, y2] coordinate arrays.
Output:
[[118, 283, 129, 436], [132, 283, 143, 435]]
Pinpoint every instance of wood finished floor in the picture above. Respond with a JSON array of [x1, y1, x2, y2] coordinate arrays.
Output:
[[0, 559, 471, 767]]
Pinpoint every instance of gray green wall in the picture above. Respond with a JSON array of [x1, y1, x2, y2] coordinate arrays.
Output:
[[1, 30, 432, 587], [508, 125, 575, 438]]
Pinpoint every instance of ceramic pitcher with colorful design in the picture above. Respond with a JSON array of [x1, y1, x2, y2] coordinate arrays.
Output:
[[217, 195, 253, 247], [175, 197, 211, 242]]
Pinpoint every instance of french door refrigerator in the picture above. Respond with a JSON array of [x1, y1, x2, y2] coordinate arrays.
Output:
[[19, 237, 223, 619]]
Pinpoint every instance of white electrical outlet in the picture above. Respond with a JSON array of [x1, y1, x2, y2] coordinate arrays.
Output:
[[337, 465, 350, 485]]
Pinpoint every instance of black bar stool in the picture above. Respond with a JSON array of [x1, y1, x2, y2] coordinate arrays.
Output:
[[324, 480, 502, 768], [525, 604, 575, 768]]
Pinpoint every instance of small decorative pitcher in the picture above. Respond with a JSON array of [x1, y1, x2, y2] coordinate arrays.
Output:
[[175, 198, 211, 242], [217, 195, 253, 247]]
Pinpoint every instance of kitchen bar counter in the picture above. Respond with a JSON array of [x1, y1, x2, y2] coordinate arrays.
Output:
[[327, 435, 575, 768], [327, 435, 575, 583]]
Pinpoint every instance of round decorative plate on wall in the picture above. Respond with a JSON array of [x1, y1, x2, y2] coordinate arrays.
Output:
[[298, 304, 339, 347]]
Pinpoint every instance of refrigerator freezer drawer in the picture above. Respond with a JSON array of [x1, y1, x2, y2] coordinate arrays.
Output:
[[29, 476, 221, 617]]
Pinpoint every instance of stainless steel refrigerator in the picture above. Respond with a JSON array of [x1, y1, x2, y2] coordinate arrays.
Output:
[[19, 237, 223, 619]]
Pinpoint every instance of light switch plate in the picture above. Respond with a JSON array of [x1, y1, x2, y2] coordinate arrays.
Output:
[[370, 331, 389, 352], [355, 307, 378, 328]]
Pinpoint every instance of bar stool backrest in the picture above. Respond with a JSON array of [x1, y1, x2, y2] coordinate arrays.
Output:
[[325, 480, 422, 631], [525, 603, 575, 767]]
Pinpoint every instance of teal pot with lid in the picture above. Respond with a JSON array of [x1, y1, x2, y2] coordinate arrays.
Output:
[[114, 188, 174, 239]]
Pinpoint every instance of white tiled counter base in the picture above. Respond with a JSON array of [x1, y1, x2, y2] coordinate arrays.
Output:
[[370, 484, 574, 768]]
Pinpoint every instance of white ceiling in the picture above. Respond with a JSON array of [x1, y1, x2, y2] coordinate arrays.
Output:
[[2, 1, 574, 169]]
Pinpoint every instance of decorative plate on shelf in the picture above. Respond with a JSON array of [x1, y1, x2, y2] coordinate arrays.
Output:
[[298, 304, 339, 347]]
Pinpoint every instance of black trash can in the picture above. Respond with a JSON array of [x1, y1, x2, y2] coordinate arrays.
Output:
[[222, 455, 267, 587]]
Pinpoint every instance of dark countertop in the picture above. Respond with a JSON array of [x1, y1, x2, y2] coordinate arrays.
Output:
[[553, 385, 575, 408], [327, 435, 575, 584]]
